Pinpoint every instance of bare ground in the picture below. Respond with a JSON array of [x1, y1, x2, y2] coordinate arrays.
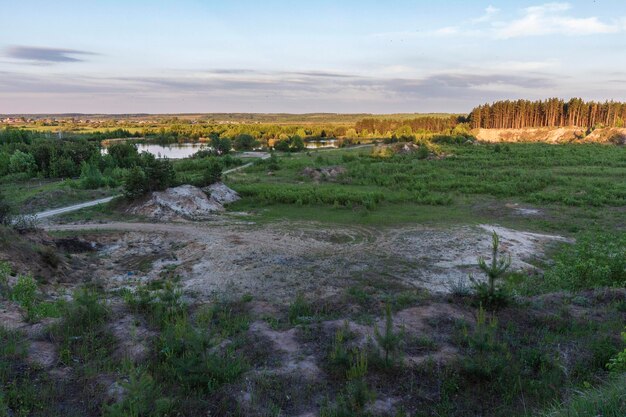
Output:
[[46, 219, 568, 301]]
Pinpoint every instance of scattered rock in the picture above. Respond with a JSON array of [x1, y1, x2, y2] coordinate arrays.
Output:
[[203, 182, 241, 205], [128, 184, 241, 221], [301, 166, 346, 182], [128, 185, 223, 221], [27, 340, 57, 369]]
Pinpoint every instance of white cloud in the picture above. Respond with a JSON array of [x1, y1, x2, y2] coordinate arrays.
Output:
[[496, 2, 619, 38], [432, 26, 460, 36], [429, 2, 623, 39], [472, 5, 500, 23]]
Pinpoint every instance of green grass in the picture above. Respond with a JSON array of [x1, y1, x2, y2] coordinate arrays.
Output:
[[540, 373, 626, 417], [222, 143, 626, 231], [0, 178, 120, 214]]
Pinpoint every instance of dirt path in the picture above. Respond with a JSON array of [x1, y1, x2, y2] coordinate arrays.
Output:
[[32, 156, 270, 220], [33, 196, 120, 219]]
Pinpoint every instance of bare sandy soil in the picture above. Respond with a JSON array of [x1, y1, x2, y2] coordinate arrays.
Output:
[[475, 127, 626, 143], [47, 219, 568, 301]]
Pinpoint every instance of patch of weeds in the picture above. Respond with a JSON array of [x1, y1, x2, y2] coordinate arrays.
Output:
[[10, 274, 39, 322], [346, 285, 372, 306], [409, 334, 438, 353], [614, 300, 626, 313], [124, 281, 186, 328], [459, 306, 508, 381], [0, 261, 10, 296], [50, 287, 115, 367], [539, 373, 626, 417], [195, 300, 250, 338], [327, 322, 354, 377], [390, 289, 423, 310], [519, 233, 626, 295], [156, 317, 248, 395], [371, 303, 403, 370], [588, 335, 620, 369], [0, 326, 80, 417], [104, 366, 174, 417], [321, 349, 375, 417], [606, 328, 626, 372], [288, 292, 313, 324]]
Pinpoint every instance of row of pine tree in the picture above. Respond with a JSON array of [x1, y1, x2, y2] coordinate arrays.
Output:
[[469, 98, 626, 129]]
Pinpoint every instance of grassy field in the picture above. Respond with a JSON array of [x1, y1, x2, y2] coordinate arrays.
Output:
[[0, 178, 121, 214], [223, 143, 626, 233], [2, 142, 625, 417]]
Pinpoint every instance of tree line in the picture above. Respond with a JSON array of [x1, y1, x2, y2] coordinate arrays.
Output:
[[469, 98, 626, 129], [355, 116, 461, 136]]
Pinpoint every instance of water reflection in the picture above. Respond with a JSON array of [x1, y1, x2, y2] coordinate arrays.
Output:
[[102, 142, 208, 159]]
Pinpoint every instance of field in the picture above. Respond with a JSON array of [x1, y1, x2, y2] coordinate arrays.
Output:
[[1, 140, 625, 417]]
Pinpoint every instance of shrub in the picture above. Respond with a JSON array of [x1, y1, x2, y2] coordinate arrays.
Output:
[[540, 374, 626, 417], [542, 233, 626, 291], [288, 292, 313, 324], [460, 305, 508, 380], [373, 304, 402, 368], [233, 134, 258, 151], [79, 161, 108, 189], [8, 150, 36, 175], [123, 166, 148, 199], [104, 368, 173, 417], [50, 288, 113, 365], [10, 274, 39, 322], [606, 328, 626, 372], [202, 159, 222, 185], [0, 193, 11, 225], [470, 231, 511, 309]]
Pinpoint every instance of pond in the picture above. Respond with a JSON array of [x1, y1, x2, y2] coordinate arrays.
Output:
[[102, 142, 209, 159], [305, 139, 338, 149]]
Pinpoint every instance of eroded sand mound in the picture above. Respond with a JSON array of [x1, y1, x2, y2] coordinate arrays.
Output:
[[475, 127, 626, 143], [129, 183, 239, 221], [203, 182, 241, 205]]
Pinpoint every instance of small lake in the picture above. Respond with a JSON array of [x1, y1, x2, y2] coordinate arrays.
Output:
[[102, 142, 209, 159], [102, 139, 339, 158], [306, 139, 338, 149]]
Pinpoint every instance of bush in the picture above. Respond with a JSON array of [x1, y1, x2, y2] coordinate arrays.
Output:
[[50, 288, 113, 365], [211, 136, 232, 155], [122, 154, 175, 199], [79, 161, 109, 189], [540, 374, 626, 417], [233, 134, 258, 151], [10, 274, 39, 322], [202, 159, 222, 185], [542, 233, 626, 291], [107, 142, 140, 168], [373, 304, 402, 368], [274, 135, 305, 152], [104, 368, 173, 417], [8, 150, 36, 175], [0, 193, 11, 225], [607, 328, 626, 372], [123, 166, 148, 199], [470, 231, 512, 309]]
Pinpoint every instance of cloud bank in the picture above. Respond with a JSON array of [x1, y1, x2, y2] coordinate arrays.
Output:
[[4, 46, 96, 63]]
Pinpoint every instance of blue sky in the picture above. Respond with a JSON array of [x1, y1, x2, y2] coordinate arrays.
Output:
[[1, 0, 625, 113]]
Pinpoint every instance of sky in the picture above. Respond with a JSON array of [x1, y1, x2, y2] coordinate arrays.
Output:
[[1, 0, 625, 114]]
